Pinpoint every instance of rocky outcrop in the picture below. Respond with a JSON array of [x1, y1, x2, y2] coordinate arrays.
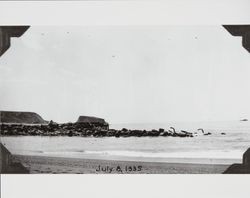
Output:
[[77, 116, 105, 123], [0, 111, 48, 124], [77, 116, 109, 129]]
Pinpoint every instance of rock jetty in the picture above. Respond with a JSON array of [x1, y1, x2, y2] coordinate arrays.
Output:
[[0, 111, 194, 138], [0, 123, 193, 138]]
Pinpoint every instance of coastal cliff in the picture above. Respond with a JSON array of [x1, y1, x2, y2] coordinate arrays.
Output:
[[0, 111, 48, 124]]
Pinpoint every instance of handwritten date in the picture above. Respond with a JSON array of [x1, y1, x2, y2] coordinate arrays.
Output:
[[96, 165, 142, 173]]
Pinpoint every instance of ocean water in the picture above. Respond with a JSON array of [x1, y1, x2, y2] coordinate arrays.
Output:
[[1, 121, 250, 164]]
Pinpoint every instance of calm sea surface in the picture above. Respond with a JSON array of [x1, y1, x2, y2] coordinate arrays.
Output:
[[1, 121, 250, 164]]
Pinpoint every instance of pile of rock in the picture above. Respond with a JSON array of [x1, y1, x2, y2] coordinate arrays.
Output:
[[0, 123, 193, 138], [0, 111, 195, 138]]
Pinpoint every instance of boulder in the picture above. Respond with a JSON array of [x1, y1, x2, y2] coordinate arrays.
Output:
[[159, 128, 164, 133]]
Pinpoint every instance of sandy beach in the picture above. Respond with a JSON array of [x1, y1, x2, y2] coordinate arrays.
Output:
[[11, 155, 230, 174]]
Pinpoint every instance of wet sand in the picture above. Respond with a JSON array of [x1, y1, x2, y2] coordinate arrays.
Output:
[[12, 155, 230, 174]]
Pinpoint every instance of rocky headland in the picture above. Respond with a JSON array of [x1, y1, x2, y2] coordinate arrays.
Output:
[[0, 111, 48, 124]]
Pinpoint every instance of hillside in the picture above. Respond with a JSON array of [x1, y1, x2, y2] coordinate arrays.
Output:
[[0, 111, 47, 124]]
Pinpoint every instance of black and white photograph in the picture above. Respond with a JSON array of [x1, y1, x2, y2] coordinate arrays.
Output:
[[1, 25, 250, 174]]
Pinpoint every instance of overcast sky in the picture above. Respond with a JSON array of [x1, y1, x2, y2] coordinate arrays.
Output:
[[0, 26, 250, 124]]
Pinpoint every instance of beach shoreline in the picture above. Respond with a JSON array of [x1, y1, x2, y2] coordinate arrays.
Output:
[[12, 154, 230, 174]]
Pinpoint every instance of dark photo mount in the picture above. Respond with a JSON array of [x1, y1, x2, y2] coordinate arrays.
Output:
[[223, 25, 250, 53], [0, 26, 29, 57]]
